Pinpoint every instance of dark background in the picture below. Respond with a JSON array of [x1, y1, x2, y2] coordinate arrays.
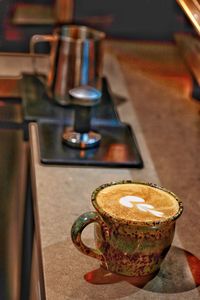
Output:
[[0, 0, 195, 52], [74, 0, 194, 39]]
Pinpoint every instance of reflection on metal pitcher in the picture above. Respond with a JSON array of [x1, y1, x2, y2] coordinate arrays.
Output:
[[30, 25, 105, 106]]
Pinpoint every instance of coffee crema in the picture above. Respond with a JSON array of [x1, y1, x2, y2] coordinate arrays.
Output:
[[96, 183, 179, 222]]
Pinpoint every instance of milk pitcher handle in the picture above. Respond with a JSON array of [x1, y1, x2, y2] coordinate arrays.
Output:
[[30, 34, 56, 54], [71, 211, 108, 261], [30, 34, 57, 82]]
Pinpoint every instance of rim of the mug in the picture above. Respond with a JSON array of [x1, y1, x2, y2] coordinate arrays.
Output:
[[54, 25, 106, 41], [91, 180, 183, 226]]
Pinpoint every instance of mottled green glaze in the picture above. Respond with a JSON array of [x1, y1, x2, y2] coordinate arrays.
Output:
[[71, 211, 104, 260], [71, 180, 183, 277]]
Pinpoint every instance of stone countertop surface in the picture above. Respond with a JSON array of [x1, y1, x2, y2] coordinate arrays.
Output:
[[28, 41, 200, 300]]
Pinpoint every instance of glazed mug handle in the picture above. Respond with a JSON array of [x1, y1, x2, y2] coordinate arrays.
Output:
[[71, 211, 108, 261]]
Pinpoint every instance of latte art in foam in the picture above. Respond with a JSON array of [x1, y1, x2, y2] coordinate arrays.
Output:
[[119, 195, 164, 218], [96, 183, 179, 222]]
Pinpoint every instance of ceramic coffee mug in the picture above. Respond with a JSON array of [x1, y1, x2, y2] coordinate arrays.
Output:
[[71, 180, 183, 279]]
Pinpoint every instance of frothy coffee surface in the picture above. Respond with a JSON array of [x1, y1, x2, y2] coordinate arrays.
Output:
[[96, 183, 179, 222]]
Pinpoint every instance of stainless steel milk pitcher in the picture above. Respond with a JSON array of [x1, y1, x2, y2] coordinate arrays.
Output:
[[30, 25, 105, 106]]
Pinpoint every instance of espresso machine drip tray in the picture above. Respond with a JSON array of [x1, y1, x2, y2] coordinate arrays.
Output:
[[37, 122, 143, 168], [21, 74, 143, 168], [21, 74, 120, 125]]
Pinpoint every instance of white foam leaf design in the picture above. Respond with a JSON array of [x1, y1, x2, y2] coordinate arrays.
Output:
[[148, 209, 164, 217], [119, 195, 164, 218], [136, 204, 154, 212], [119, 196, 145, 208]]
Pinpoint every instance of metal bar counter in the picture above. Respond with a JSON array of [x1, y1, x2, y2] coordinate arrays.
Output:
[[0, 130, 27, 300], [29, 50, 200, 299]]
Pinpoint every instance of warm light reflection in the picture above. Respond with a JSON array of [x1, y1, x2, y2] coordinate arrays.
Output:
[[115, 43, 194, 97], [104, 143, 130, 162], [84, 266, 155, 287], [0, 101, 6, 107], [177, 0, 200, 34]]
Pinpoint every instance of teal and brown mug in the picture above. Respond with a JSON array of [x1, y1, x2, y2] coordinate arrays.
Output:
[[71, 181, 183, 278]]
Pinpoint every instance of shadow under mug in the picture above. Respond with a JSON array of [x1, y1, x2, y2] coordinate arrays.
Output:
[[71, 180, 183, 282], [30, 25, 105, 106]]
